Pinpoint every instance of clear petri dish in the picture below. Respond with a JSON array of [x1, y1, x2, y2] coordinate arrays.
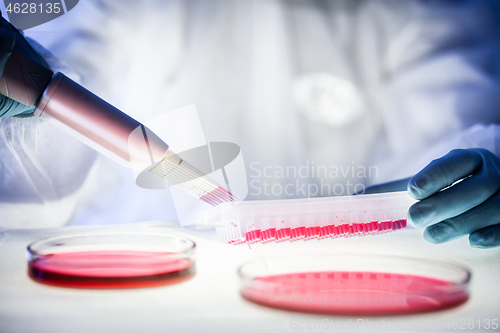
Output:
[[27, 232, 196, 289], [238, 254, 470, 315]]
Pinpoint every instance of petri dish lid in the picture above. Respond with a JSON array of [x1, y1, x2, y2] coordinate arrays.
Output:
[[238, 253, 471, 315], [27, 232, 196, 289]]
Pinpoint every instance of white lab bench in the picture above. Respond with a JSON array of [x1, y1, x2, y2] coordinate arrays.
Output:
[[0, 221, 499, 333]]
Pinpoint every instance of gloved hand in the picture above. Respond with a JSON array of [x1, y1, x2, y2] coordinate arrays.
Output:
[[408, 148, 500, 249], [0, 16, 36, 117]]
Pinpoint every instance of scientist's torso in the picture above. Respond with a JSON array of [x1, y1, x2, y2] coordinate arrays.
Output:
[[11, 0, 500, 226]]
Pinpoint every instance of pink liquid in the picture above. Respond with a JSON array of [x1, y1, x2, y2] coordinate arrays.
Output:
[[28, 250, 195, 289], [241, 271, 469, 315], [229, 219, 407, 245], [200, 186, 238, 206]]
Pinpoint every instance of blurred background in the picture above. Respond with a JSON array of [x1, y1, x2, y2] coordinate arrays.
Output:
[[1, 0, 500, 227]]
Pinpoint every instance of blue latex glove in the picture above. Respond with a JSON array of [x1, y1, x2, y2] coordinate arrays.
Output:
[[0, 17, 35, 117], [408, 149, 500, 249]]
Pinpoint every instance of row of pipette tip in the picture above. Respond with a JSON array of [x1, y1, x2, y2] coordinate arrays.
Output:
[[216, 210, 408, 245]]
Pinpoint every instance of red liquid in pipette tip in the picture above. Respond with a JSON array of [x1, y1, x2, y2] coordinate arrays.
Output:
[[200, 186, 238, 206], [229, 219, 407, 245], [241, 271, 469, 315], [28, 251, 195, 289]]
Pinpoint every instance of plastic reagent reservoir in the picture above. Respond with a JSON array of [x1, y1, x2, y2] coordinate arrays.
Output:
[[238, 254, 471, 315], [197, 191, 416, 244], [27, 233, 196, 289]]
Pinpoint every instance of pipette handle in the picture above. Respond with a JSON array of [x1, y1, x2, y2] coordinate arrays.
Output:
[[34, 72, 169, 168], [0, 19, 169, 169]]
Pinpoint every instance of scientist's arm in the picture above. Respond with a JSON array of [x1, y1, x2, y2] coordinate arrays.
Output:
[[408, 148, 500, 249], [0, 17, 34, 117]]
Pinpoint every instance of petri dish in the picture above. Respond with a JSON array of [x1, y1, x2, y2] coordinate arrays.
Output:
[[238, 254, 470, 315], [27, 232, 196, 289]]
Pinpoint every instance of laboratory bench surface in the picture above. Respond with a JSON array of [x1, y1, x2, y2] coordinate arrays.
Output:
[[0, 221, 499, 333]]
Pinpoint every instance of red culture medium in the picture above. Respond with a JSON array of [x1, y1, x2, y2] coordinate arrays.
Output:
[[229, 219, 407, 245], [241, 271, 469, 315], [28, 250, 195, 289]]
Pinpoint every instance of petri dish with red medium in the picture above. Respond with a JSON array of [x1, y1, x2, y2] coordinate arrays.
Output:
[[238, 254, 470, 315], [27, 233, 196, 289]]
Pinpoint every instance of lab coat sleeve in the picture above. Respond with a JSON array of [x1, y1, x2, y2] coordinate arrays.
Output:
[[0, 39, 97, 229]]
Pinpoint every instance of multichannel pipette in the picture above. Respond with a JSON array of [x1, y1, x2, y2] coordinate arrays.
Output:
[[0, 18, 235, 205]]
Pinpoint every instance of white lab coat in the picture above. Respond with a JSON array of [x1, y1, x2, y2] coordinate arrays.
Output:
[[3, 0, 499, 228]]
